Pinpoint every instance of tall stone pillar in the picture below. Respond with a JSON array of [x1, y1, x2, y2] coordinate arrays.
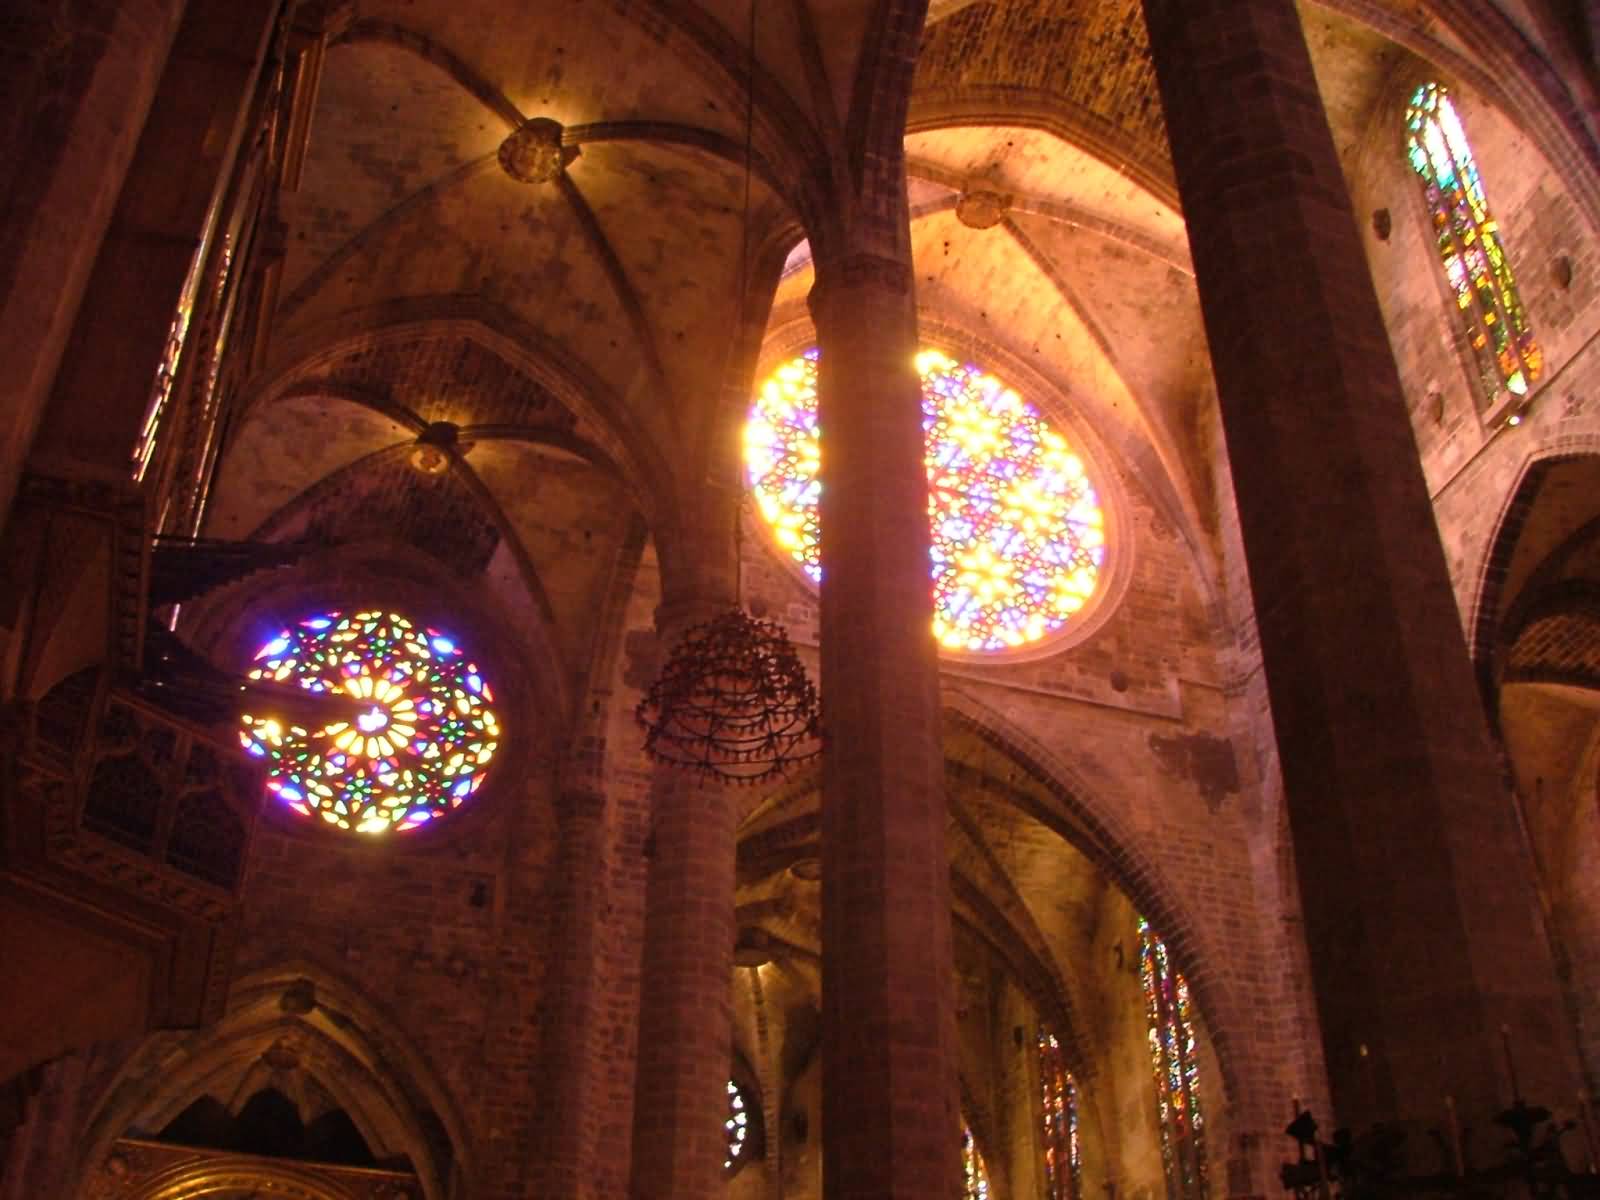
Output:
[[810, 252, 960, 1198], [537, 784, 609, 1199], [0, 0, 190, 529], [1139, 0, 1580, 1138], [628, 589, 739, 1200]]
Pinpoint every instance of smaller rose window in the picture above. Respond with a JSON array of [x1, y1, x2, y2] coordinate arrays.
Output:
[[240, 610, 500, 834]]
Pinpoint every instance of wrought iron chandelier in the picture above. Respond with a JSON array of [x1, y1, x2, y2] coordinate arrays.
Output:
[[635, 609, 820, 784], [634, 1, 819, 785]]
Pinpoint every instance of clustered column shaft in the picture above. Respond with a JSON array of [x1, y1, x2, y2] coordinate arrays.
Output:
[[537, 785, 608, 1199], [811, 251, 961, 1199]]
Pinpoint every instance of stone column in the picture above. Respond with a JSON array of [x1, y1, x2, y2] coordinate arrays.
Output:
[[0, 0, 189, 529], [536, 784, 609, 1199], [628, 590, 740, 1200], [809, 251, 960, 1199], [1140, 0, 1580, 1139]]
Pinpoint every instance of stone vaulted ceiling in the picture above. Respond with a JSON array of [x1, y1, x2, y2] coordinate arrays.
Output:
[[915, 0, 1171, 200], [211, 0, 1461, 675]]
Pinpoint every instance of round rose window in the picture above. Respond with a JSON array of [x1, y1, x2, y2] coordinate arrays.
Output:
[[746, 348, 1106, 652], [239, 610, 499, 834]]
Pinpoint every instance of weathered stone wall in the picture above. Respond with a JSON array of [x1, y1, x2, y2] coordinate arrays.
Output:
[[1331, 58, 1600, 606]]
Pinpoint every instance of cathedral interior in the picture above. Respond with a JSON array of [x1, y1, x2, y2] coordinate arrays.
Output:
[[6, 1, 1600, 1198]]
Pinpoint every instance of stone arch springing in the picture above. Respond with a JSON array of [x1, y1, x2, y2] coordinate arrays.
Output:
[[939, 690, 1250, 1119], [1466, 441, 1600, 720], [730, 753, 1110, 1164]]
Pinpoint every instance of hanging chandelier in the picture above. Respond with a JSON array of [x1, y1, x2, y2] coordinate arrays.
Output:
[[633, 2, 817, 784], [635, 609, 820, 784]]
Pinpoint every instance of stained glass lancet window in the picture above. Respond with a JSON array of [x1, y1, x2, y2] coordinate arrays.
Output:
[[725, 1080, 750, 1171], [962, 1123, 991, 1200], [1405, 82, 1541, 401], [746, 348, 1106, 652], [239, 610, 499, 834], [1039, 1029, 1081, 1200], [1139, 917, 1207, 1200]]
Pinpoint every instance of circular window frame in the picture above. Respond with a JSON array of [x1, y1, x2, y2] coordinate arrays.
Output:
[[177, 544, 549, 853], [239, 609, 501, 838], [746, 320, 1133, 664]]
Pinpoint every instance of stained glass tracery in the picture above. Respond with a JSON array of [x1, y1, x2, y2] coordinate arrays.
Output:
[[1139, 916, 1207, 1200], [239, 610, 499, 835], [1039, 1029, 1081, 1200], [1405, 82, 1541, 401], [962, 1123, 991, 1200], [726, 1079, 750, 1171], [745, 348, 1106, 653]]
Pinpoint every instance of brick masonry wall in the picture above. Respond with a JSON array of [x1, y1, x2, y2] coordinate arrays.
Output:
[[1204, 396, 1335, 1180], [233, 791, 558, 1199]]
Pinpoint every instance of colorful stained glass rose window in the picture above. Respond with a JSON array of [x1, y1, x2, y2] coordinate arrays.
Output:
[[239, 610, 499, 835], [745, 348, 1106, 653]]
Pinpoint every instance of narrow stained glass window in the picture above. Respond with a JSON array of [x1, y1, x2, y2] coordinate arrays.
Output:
[[726, 1079, 750, 1171], [239, 610, 499, 835], [1405, 82, 1542, 402], [746, 348, 1106, 653], [1039, 1029, 1081, 1200], [1139, 916, 1207, 1200], [962, 1123, 991, 1200]]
